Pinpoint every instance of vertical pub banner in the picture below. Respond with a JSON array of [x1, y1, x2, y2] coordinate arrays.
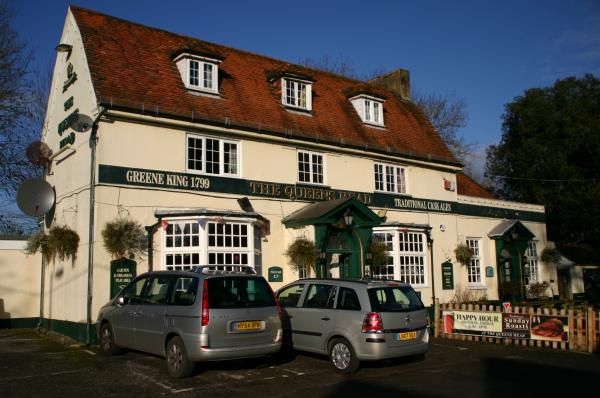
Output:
[[110, 258, 137, 299]]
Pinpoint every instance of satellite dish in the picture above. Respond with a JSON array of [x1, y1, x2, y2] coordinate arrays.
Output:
[[16, 179, 56, 217], [26, 141, 53, 166], [45, 186, 56, 228], [71, 113, 94, 132]]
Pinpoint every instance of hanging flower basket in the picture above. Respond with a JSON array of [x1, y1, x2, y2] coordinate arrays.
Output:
[[285, 237, 317, 274], [540, 246, 561, 264], [102, 218, 147, 260], [25, 225, 80, 264], [454, 243, 473, 266], [368, 240, 388, 266]]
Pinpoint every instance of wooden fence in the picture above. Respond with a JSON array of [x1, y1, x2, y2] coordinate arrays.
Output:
[[433, 300, 599, 353]]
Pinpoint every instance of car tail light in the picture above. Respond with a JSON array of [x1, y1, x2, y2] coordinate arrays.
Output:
[[362, 312, 383, 333], [201, 279, 209, 326]]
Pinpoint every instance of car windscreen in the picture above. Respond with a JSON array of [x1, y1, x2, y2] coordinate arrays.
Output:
[[368, 285, 425, 312], [208, 276, 276, 308]]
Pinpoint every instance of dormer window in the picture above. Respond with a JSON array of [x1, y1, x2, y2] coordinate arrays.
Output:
[[174, 53, 220, 94], [282, 77, 312, 111], [350, 95, 385, 126]]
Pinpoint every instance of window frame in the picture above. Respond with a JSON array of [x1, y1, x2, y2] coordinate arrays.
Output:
[[371, 228, 429, 288], [524, 240, 539, 286], [465, 238, 484, 287], [184, 57, 219, 94], [363, 98, 384, 125], [186, 133, 241, 177], [349, 94, 385, 126], [163, 220, 204, 270], [297, 150, 326, 185], [207, 221, 252, 270], [282, 77, 313, 111], [374, 162, 408, 194], [161, 217, 256, 272]]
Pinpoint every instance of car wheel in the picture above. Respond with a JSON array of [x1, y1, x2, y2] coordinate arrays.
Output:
[[99, 323, 121, 355], [166, 336, 194, 378], [328, 338, 360, 373]]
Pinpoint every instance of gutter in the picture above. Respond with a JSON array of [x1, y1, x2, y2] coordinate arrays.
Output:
[[85, 107, 106, 345]]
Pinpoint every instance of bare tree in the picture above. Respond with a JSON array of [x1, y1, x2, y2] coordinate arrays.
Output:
[[0, 1, 44, 233], [412, 89, 474, 163], [298, 54, 388, 81]]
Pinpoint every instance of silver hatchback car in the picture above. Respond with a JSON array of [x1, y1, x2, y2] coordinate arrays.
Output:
[[276, 278, 429, 373], [97, 267, 282, 377]]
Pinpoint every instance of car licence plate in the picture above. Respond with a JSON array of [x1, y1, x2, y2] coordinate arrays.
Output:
[[396, 331, 418, 341], [234, 321, 262, 331]]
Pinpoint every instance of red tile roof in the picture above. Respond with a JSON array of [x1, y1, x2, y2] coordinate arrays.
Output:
[[71, 6, 458, 166], [456, 173, 495, 199]]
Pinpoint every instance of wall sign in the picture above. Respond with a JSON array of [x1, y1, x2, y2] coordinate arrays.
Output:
[[62, 63, 78, 92], [268, 266, 283, 282], [110, 259, 136, 299], [97, 164, 546, 221], [56, 60, 79, 148], [441, 261, 454, 290], [486, 266, 494, 278], [443, 310, 569, 342]]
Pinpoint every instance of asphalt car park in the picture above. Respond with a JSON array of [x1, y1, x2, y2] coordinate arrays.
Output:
[[1, 328, 600, 397]]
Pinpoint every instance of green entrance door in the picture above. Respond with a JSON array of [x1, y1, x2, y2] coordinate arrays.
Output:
[[491, 220, 535, 302], [339, 254, 352, 279]]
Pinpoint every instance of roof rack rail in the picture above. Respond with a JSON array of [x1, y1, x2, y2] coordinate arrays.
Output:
[[191, 265, 257, 275]]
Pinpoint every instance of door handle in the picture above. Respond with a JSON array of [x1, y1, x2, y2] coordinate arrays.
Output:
[[321, 317, 330, 321]]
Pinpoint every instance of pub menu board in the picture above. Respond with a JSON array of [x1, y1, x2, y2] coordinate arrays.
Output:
[[110, 259, 136, 299], [442, 310, 569, 342], [442, 261, 454, 290]]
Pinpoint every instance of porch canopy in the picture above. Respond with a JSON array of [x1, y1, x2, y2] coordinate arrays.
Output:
[[282, 197, 384, 278], [282, 197, 383, 228], [488, 219, 535, 241]]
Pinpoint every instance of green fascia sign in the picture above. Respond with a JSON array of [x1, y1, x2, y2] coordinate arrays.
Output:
[[98, 164, 545, 222]]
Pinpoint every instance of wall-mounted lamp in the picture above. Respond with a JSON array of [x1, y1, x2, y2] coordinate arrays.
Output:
[[237, 197, 254, 213], [55, 43, 72, 58], [440, 224, 446, 232], [343, 210, 353, 227]]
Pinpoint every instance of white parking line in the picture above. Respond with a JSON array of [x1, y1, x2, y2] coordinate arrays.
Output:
[[81, 349, 96, 356], [131, 370, 194, 394], [281, 368, 305, 376]]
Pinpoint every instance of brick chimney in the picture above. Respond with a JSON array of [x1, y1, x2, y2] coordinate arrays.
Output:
[[369, 68, 411, 100]]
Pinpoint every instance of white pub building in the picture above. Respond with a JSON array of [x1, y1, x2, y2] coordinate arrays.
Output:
[[32, 6, 554, 342]]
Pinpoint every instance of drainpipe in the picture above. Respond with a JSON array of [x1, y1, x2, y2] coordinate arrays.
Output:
[[427, 228, 436, 305], [37, 220, 46, 330], [145, 221, 160, 272], [85, 107, 105, 345]]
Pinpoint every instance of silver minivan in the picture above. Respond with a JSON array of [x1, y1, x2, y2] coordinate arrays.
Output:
[[277, 278, 429, 373], [97, 267, 282, 377]]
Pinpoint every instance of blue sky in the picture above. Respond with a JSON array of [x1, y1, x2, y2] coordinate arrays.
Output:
[[11, 0, 600, 175]]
